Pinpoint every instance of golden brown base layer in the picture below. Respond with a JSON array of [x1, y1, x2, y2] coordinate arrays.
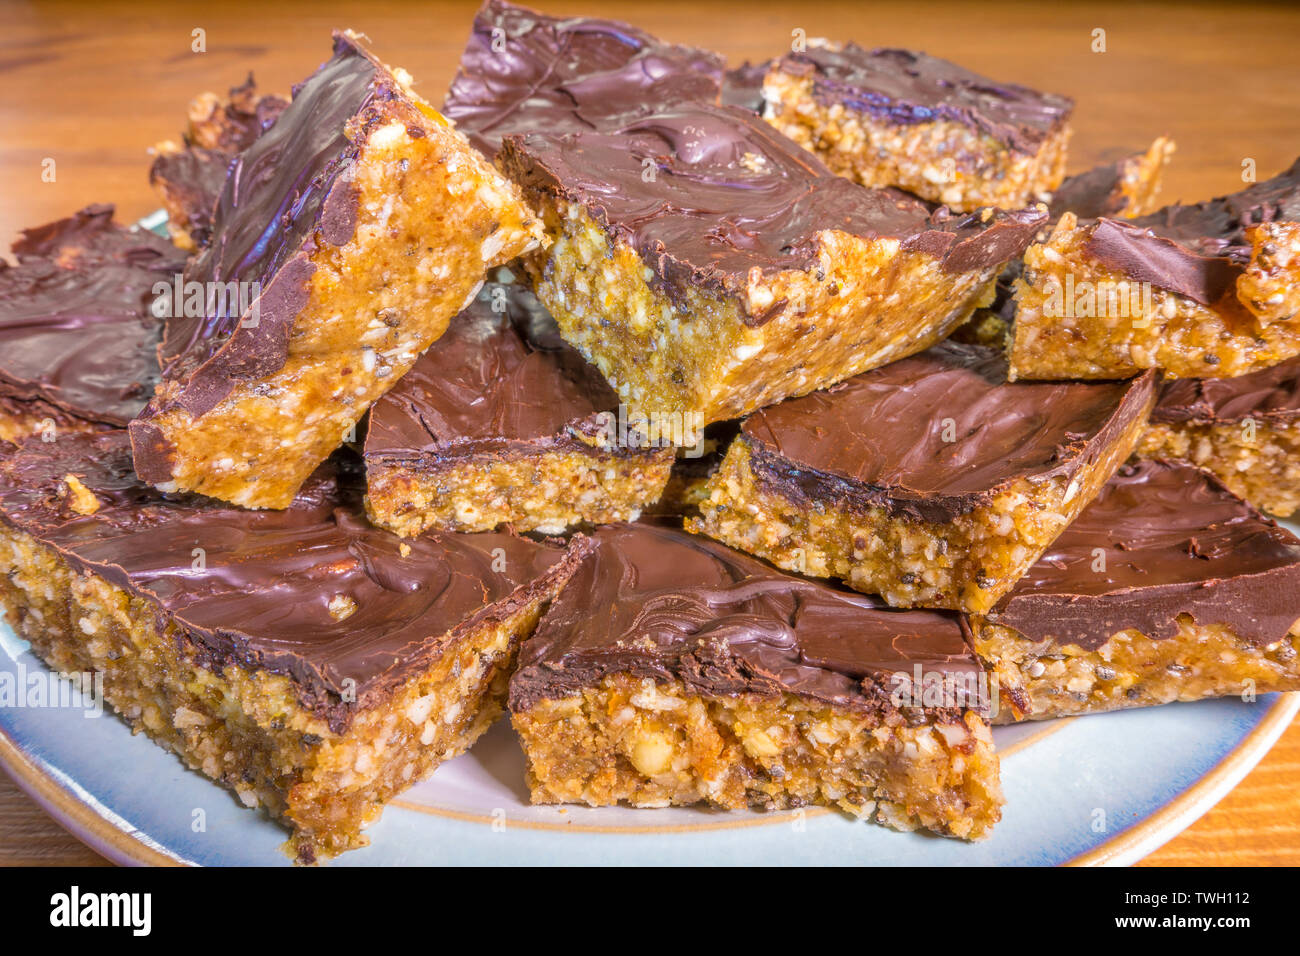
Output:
[[690, 421, 1147, 613], [141, 92, 544, 509], [762, 69, 1071, 212], [515, 195, 1003, 425], [513, 674, 1001, 839], [972, 617, 1300, 721], [1010, 214, 1300, 380], [1137, 418, 1300, 518], [0, 525, 559, 862], [365, 446, 674, 535]]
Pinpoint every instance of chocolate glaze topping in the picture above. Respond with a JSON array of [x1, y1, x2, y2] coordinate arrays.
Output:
[[149, 76, 288, 249], [509, 522, 982, 713], [0, 205, 184, 427], [0, 431, 582, 732], [740, 341, 1156, 522], [1084, 158, 1300, 306], [990, 460, 1300, 649], [500, 103, 1045, 319], [444, 0, 724, 158], [1153, 355, 1300, 426], [142, 32, 406, 431], [777, 44, 1073, 153], [364, 282, 622, 462]]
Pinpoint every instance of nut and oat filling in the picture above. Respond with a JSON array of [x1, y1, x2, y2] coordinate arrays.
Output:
[[513, 675, 1001, 840]]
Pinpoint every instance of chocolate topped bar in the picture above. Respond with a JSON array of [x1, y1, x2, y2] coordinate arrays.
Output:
[[147, 33, 400, 413], [0, 204, 183, 428], [1084, 158, 1300, 306], [444, 0, 724, 158], [130, 30, 544, 509], [365, 282, 618, 459], [511, 522, 981, 713], [500, 103, 1046, 317], [775, 44, 1073, 153], [988, 459, 1300, 649], [740, 341, 1157, 521], [1153, 357, 1300, 426], [0, 431, 581, 732]]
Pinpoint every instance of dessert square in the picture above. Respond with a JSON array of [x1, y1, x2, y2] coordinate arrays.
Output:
[[1010, 157, 1300, 380], [0, 204, 184, 444], [509, 522, 1001, 839], [1137, 356, 1300, 517], [363, 281, 675, 535], [444, 0, 724, 159], [129, 31, 546, 510], [0, 431, 587, 862], [690, 341, 1157, 613], [499, 103, 1045, 425], [761, 44, 1074, 211], [970, 459, 1300, 720], [150, 74, 288, 251]]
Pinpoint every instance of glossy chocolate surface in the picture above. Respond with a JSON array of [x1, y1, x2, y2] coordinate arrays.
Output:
[[364, 282, 620, 462], [741, 341, 1156, 521], [444, 0, 724, 158], [0, 205, 183, 427], [500, 103, 1045, 317], [989, 460, 1300, 648], [0, 432, 579, 730], [510, 522, 982, 712], [776, 44, 1073, 152]]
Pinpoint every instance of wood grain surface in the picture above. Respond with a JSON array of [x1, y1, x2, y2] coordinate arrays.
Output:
[[1, 0, 1298, 866]]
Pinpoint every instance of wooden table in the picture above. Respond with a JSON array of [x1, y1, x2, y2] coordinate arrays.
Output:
[[1, 0, 1298, 866]]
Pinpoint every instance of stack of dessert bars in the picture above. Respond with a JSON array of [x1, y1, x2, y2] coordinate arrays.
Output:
[[2, 1, 1298, 862]]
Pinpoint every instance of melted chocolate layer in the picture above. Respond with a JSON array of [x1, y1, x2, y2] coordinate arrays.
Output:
[[1083, 158, 1300, 306], [1153, 356, 1300, 426], [509, 522, 981, 713], [145, 32, 406, 427], [444, 0, 724, 158], [0, 432, 581, 732], [364, 282, 620, 462], [776, 44, 1073, 153], [500, 103, 1045, 316], [989, 460, 1300, 648], [149, 76, 288, 249], [741, 341, 1156, 521], [0, 205, 184, 427]]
